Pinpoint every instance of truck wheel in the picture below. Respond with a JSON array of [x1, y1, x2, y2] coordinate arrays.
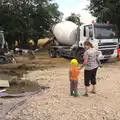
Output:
[[56, 51, 62, 58], [0, 56, 7, 64], [76, 50, 84, 64], [48, 48, 56, 58]]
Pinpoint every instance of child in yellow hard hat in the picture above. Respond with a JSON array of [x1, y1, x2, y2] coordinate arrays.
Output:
[[69, 59, 80, 97]]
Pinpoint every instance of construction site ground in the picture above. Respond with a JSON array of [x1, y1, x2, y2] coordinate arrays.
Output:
[[0, 51, 120, 120]]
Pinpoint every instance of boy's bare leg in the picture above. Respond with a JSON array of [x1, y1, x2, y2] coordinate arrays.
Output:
[[74, 81, 79, 96], [70, 81, 74, 95]]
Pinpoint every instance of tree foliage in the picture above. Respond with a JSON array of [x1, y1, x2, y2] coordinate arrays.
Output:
[[65, 13, 82, 25], [88, 0, 120, 34], [0, 0, 63, 48]]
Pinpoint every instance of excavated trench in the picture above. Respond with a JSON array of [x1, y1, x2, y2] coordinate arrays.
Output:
[[0, 72, 40, 95], [0, 70, 50, 120]]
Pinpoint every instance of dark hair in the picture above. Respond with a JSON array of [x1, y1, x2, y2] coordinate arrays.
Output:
[[84, 40, 93, 48]]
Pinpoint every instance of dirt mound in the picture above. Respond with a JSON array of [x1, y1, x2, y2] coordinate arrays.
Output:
[[0, 63, 47, 78], [0, 52, 69, 95], [6, 80, 47, 94], [0, 76, 49, 94]]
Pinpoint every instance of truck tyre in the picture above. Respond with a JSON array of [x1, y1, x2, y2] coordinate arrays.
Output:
[[56, 51, 62, 58], [48, 48, 56, 58], [76, 50, 84, 64], [0, 56, 7, 64]]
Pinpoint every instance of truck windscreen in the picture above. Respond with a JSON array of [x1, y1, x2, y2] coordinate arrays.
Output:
[[94, 25, 118, 39]]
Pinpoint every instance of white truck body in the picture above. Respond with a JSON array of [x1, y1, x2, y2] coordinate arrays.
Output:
[[49, 21, 119, 62]]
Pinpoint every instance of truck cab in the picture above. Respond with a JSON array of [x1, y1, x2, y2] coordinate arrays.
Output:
[[80, 23, 119, 60]]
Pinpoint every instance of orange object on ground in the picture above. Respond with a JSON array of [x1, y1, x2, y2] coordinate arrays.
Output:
[[117, 48, 120, 60], [69, 67, 79, 80]]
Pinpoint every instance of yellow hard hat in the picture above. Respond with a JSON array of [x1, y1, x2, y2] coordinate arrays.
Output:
[[70, 59, 78, 66]]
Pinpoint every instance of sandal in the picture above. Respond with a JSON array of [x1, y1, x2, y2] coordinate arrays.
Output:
[[90, 91, 96, 94], [74, 93, 80, 97], [83, 93, 89, 97], [70, 92, 74, 96]]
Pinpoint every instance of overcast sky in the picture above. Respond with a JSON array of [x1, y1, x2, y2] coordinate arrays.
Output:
[[54, 0, 95, 24]]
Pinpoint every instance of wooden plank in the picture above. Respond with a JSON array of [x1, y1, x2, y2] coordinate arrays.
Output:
[[0, 80, 9, 87]]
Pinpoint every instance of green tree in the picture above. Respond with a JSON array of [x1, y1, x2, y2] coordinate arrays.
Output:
[[0, 0, 63, 48], [65, 13, 82, 25], [32, 1, 63, 45]]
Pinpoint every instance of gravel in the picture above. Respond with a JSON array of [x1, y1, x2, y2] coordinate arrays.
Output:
[[3, 64, 120, 120]]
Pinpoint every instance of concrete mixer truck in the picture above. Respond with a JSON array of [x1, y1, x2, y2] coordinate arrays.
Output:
[[48, 20, 119, 63]]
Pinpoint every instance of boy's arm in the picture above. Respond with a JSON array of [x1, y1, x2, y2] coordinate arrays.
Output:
[[79, 64, 84, 70]]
